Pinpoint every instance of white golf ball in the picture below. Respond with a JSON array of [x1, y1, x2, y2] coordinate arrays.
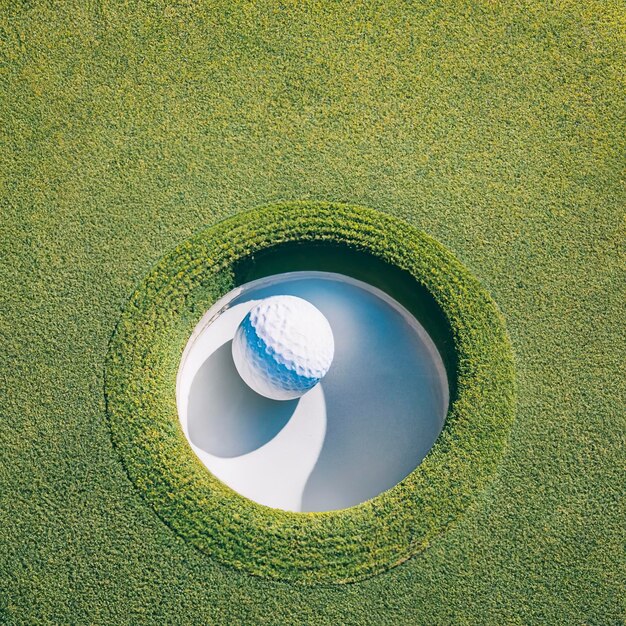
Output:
[[232, 295, 334, 400]]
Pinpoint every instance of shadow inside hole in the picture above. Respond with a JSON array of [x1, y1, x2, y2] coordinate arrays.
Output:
[[187, 341, 298, 458], [234, 241, 458, 404], [296, 280, 446, 512]]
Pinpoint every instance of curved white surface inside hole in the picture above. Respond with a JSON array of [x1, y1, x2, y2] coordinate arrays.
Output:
[[177, 272, 449, 512]]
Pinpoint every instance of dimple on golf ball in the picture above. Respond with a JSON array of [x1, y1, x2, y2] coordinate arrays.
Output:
[[232, 295, 334, 400]]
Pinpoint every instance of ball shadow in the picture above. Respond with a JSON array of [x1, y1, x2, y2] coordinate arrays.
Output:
[[187, 341, 298, 458]]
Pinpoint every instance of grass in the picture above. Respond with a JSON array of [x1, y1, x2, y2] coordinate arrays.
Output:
[[1, 0, 624, 623], [104, 203, 515, 584]]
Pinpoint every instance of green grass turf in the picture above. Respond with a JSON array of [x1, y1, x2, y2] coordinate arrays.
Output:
[[1, 1, 624, 624]]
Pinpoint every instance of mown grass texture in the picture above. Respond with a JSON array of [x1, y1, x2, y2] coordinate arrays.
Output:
[[1, 1, 624, 624]]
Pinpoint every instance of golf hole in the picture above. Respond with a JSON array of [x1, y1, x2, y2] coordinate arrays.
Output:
[[177, 271, 449, 512], [106, 206, 515, 580]]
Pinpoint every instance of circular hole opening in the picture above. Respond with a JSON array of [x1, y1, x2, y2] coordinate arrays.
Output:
[[177, 243, 455, 512]]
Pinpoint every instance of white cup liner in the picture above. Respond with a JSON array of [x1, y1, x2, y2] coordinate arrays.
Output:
[[177, 271, 449, 512]]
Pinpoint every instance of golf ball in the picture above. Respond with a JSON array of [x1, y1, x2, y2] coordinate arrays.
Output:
[[232, 295, 334, 400]]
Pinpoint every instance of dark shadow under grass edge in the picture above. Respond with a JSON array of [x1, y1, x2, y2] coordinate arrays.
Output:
[[104, 201, 516, 585]]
